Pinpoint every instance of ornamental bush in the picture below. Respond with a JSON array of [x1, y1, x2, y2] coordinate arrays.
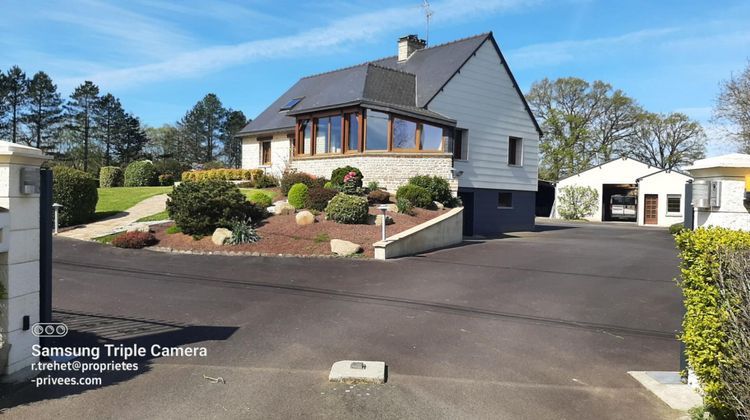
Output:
[[280, 171, 320, 195], [408, 175, 452, 205], [325, 193, 369, 224], [331, 166, 363, 187], [247, 191, 273, 208], [52, 166, 98, 227], [305, 187, 338, 211], [154, 159, 187, 182], [111, 231, 157, 249], [367, 189, 391, 205], [158, 174, 174, 186], [396, 184, 432, 209], [669, 223, 687, 235], [396, 196, 414, 215], [99, 166, 124, 188], [287, 183, 309, 209], [166, 179, 268, 236], [556, 185, 599, 220], [675, 227, 750, 413], [124, 160, 158, 186]]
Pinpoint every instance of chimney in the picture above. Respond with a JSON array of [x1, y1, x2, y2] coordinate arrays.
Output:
[[398, 35, 426, 62]]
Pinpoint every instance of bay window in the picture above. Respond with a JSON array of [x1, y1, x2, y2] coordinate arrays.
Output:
[[346, 113, 360, 152], [421, 123, 444, 151], [365, 110, 389, 151], [316, 117, 329, 154], [392, 118, 417, 150]]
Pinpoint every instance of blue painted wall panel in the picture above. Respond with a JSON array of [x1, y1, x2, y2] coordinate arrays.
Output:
[[459, 187, 535, 234]]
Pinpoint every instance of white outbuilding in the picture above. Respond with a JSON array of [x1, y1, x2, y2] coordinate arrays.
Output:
[[551, 157, 693, 227], [685, 153, 750, 231]]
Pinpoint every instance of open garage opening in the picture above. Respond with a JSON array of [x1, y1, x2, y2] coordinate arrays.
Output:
[[602, 183, 637, 222]]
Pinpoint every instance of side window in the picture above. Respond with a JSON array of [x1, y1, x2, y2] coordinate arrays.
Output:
[[497, 192, 513, 208], [508, 137, 523, 166], [667, 195, 681, 214], [453, 128, 468, 160]]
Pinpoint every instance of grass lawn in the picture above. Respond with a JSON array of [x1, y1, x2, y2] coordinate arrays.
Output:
[[136, 210, 169, 222], [95, 186, 172, 220], [240, 188, 278, 202]]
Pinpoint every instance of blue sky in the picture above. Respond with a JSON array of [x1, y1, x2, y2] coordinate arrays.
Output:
[[2, 0, 749, 155]]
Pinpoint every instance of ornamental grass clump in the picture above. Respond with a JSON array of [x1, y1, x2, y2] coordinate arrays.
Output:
[[324, 193, 369, 224]]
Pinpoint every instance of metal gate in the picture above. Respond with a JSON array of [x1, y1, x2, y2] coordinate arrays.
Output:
[[39, 168, 53, 327]]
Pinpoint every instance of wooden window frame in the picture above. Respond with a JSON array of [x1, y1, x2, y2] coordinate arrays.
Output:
[[343, 112, 362, 153], [296, 119, 313, 156], [259, 138, 272, 166]]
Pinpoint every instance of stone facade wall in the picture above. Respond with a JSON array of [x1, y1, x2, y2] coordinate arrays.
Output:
[[291, 154, 456, 193]]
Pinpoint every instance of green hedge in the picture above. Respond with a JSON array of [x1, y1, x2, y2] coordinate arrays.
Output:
[[288, 183, 309, 209], [166, 179, 267, 236], [325, 193, 369, 224], [124, 160, 158, 187], [99, 166, 124, 188], [675, 227, 750, 411], [396, 184, 432, 208], [53, 166, 98, 226]]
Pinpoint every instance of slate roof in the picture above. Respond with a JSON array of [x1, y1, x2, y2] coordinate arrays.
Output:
[[239, 32, 539, 136]]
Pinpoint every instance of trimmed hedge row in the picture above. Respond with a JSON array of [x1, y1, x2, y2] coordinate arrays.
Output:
[[99, 166, 124, 188], [181, 168, 264, 182], [124, 161, 158, 187], [675, 227, 750, 412], [53, 166, 98, 226]]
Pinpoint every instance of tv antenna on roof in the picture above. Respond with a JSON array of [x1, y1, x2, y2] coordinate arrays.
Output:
[[421, 0, 434, 45]]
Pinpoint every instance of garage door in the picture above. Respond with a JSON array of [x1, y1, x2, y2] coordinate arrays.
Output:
[[644, 194, 658, 225]]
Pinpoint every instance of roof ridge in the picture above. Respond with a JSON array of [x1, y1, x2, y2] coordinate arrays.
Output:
[[299, 32, 491, 80]]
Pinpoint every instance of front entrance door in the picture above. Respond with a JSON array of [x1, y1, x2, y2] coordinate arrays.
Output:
[[644, 194, 658, 225]]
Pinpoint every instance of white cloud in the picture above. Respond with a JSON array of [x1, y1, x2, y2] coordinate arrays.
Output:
[[506, 28, 679, 69], [56, 0, 549, 90]]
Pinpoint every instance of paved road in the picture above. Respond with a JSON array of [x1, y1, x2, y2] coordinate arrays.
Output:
[[1, 222, 683, 419]]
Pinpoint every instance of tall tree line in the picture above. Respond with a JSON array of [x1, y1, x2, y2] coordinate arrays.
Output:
[[145, 94, 248, 169], [526, 77, 707, 181], [0, 65, 148, 173]]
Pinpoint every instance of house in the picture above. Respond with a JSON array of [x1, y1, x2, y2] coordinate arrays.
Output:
[[551, 157, 693, 227], [685, 153, 750, 231], [238, 32, 541, 234]]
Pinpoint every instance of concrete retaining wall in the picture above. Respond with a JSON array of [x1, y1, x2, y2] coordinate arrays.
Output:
[[373, 207, 463, 260]]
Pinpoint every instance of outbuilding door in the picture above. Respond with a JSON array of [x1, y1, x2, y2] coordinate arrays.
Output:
[[644, 194, 658, 225]]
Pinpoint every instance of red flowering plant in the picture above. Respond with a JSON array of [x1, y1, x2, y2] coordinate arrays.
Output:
[[340, 171, 364, 195]]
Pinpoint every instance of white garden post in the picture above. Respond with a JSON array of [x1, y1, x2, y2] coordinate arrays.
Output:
[[378, 204, 389, 241]]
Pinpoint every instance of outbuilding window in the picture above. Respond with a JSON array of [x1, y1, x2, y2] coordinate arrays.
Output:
[[498, 192, 513, 208], [667, 194, 681, 214]]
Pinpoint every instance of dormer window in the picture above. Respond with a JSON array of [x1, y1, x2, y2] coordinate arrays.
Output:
[[280, 97, 303, 111]]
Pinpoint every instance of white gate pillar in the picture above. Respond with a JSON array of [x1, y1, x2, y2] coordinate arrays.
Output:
[[0, 141, 49, 379]]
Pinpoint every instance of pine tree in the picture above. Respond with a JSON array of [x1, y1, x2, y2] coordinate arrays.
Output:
[[22, 71, 63, 151], [0, 72, 8, 138], [65, 81, 100, 172], [3, 66, 29, 143], [94, 93, 125, 166], [179, 94, 227, 163], [223, 110, 248, 168], [113, 113, 148, 164]]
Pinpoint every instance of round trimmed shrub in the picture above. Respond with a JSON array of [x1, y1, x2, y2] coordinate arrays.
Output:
[[325, 193, 369, 224], [305, 187, 338, 211], [166, 179, 267, 236], [99, 166, 124, 188], [408, 175, 452, 205], [287, 183, 309, 209], [331, 166, 363, 187], [53, 166, 98, 227], [124, 160, 158, 187], [396, 184, 432, 208], [248, 191, 273, 208]]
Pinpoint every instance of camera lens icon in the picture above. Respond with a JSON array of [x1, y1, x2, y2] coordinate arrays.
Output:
[[31, 323, 68, 338]]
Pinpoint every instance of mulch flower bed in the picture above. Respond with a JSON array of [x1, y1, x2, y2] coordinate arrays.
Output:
[[151, 206, 446, 257]]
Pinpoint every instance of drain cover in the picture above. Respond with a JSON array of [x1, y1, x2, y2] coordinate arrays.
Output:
[[329, 360, 386, 384]]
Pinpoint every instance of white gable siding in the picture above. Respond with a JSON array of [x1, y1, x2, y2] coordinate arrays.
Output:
[[427, 40, 539, 192], [241, 133, 292, 177]]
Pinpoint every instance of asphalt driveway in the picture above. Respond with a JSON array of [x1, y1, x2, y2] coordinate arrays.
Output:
[[1, 222, 684, 419]]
